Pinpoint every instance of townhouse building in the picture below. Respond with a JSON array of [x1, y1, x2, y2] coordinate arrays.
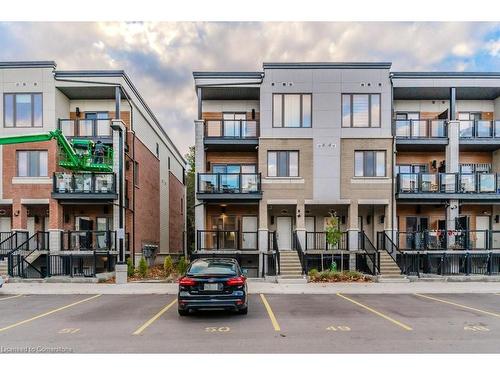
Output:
[[193, 63, 500, 278], [0, 61, 186, 279]]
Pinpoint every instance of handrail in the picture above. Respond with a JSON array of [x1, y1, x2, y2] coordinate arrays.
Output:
[[397, 172, 500, 194], [204, 119, 259, 139], [359, 232, 379, 275], [292, 231, 306, 275]]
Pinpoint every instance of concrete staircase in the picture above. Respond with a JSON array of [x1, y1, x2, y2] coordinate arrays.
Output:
[[278, 251, 304, 279], [0, 259, 8, 277], [379, 251, 403, 277]]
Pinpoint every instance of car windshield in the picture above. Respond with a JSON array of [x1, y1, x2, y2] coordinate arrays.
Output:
[[187, 260, 238, 276]]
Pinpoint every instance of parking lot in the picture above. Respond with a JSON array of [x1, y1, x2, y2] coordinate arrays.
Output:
[[0, 292, 500, 353]]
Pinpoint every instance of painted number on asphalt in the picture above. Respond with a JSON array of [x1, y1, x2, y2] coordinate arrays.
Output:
[[205, 327, 230, 333], [464, 325, 490, 332], [326, 325, 351, 332], [58, 328, 81, 334]]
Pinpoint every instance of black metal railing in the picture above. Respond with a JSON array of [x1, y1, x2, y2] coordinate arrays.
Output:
[[397, 172, 500, 194], [266, 231, 280, 276], [0, 232, 16, 259], [395, 119, 447, 138], [358, 232, 379, 275], [459, 120, 500, 139], [393, 252, 500, 276], [197, 173, 261, 194], [305, 231, 349, 251], [395, 230, 499, 251], [58, 118, 113, 138], [60, 230, 128, 252], [45, 252, 116, 278], [292, 231, 306, 275], [53, 172, 116, 195], [196, 230, 259, 251], [8, 232, 49, 278], [204, 119, 259, 139]]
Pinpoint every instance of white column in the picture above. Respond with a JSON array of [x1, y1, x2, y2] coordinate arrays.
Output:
[[295, 200, 306, 250], [446, 119, 460, 245], [348, 201, 359, 270]]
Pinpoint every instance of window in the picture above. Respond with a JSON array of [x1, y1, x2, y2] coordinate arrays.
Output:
[[273, 94, 312, 128], [156, 143, 159, 158], [134, 161, 139, 186], [17, 150, 48, 177], [168, 157, 171, 170], [267, 151, 299, 177], [342, 94, 381, 128], [85, 112, 110, 136], [181, 198, 184, 215], [4, 93, 43, 127], [354, 151, 386, 177]]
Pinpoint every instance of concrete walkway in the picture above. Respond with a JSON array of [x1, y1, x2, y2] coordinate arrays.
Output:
[[1, 280, 500, 295]]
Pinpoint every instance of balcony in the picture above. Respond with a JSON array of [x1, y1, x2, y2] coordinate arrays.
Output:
[[197, 230, 259, 251], [58, 118, 113, 143], [52, 172, 117, 202], [60, 230, 129, 252], [395, 119, 448, 150], [203, 119, 259, 151], [196, 173, 262, 201], [459, 120, 500, 151], [397, 172, 500, 201]]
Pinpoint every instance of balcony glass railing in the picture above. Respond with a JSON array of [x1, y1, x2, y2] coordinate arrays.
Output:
[[459, 120, 500, 138], [395, 119, 447, 138], [53, 172, 116, 194], [204, 119, 259, 139], [397, 173, 500, 194], [197, 230, 259, 251], [58, 118, 113, 138], [197, 173, 261, 194]]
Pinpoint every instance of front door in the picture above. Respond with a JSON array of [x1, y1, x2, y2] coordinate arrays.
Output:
[[76, 217, 93, 250], [241, 216, 258, 250], [0, 217, 11, 232], [277, 217, 292, 250], [475, 216, 490, 250], [405, 216, 428, 249], [27, 217, 35, 237]]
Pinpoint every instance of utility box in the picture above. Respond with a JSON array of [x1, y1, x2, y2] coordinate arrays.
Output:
[[142, 244, 158, 266]]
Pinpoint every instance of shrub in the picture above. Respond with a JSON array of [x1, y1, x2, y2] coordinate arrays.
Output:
[[308, 268, 319, 279], [163, 256, 174, 276], [126, 258, 134, 277], [138, 257, 148, 278], [176, 256, 188, 275]]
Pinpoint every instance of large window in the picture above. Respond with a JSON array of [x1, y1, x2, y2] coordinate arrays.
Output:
[[17, 150, 48, 177], [273, 94, 312, 128], [4, 93, 43, 128], [354, 151, 386, 177], [267, 151, 299, 177], [342, 94, 380, 128]]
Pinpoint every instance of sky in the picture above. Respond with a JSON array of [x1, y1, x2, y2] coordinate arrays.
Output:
[[0, 22, 499, 156]]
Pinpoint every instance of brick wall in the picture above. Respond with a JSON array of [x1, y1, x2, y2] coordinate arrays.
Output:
[[133, 137, 160, 254], [169, 171, 185, 254]]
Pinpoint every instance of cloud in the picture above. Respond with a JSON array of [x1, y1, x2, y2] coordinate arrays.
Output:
[[486, 38, 500, 56], [0, 22, 499, 154]]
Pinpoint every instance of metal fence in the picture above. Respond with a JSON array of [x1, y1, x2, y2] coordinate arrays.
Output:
[[305, 231, 348, 251], [196, 230, 259, 251]]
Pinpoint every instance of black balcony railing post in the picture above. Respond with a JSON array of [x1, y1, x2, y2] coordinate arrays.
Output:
[[216, 230, 220, 251]]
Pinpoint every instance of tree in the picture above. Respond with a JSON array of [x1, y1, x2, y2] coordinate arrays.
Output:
[[185, 145, 196, 256]]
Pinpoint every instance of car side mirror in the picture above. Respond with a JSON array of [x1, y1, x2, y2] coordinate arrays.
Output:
[[242, 269, 248, 277]]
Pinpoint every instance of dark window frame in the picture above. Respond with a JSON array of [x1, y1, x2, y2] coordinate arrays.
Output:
[[3, 92, 43, 128], [354, 150, 386, 177], [341, 93, 381, 128], [272, 93, 312, 128], [16, 149, 48, 177], [134, 161, 139, 187], [267, 150, 300, 177]]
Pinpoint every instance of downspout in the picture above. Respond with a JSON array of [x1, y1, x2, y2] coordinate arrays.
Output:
[[389, 73, 396, 239]]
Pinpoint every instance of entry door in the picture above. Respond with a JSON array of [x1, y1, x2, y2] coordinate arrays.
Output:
[[27, 217, 36, 237], [475, 216, 490, 249], [0, 217, 11, 232], [277, 217, 292, 250], [406, 216, 428, 249], [241, 216, 258, 250], [76, 217, 93, 249]]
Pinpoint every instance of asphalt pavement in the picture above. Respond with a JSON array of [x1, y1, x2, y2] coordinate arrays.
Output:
[[1, 292, 500, 353]]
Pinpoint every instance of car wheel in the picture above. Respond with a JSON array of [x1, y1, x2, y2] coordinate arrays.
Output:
[[237, 306, 248, 315], [178, 308, 189, 316]]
